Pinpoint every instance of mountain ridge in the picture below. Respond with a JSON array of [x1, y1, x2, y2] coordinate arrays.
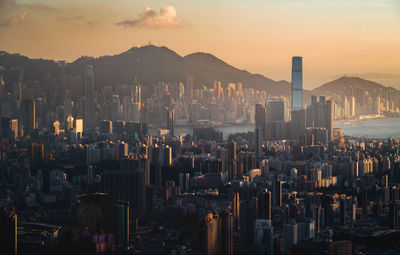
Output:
[[0, 45, 397, 98]]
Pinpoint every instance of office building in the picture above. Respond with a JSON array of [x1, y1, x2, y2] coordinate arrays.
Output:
[[255, 104, 267, 139], [167, 110, 174, 137], [186, 75, 194, 98], [111, 94, 120, 121], [232, 192, 240, 231], [267, 99, 285, 122], [20, 99, 36, 136], [1, 117, 18, 141], [258, 189, 272, 220], [254, 219, 273, 255], [284, 219, 298, 253], [291, 57, 303, 110], [273, 178, 282, 207], [75, 117, 83, 139], [74, 193, 114, 233], [219, 210, 233, 255], [291, 109, 306, 141], [84, 65, 95, 129], [113, 201, 130, 247], [255, 127, 262, 157], [201, 213, 219, 255], [240, 198, 258, 246], [102, 156, 147, 216], [305, 96, 334, 142], [0, 207, 17, 255]]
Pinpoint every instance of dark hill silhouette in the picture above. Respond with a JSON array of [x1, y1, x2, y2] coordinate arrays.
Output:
[[0, 46, 398, 98], [312, 76, 399, 100], [313, 76, 389, 93], [183, 51, 291, 95]]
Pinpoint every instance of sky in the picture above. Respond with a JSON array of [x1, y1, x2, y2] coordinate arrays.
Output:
[[0, 0, 399, 89]]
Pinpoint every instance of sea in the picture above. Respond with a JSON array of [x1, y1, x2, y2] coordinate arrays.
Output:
[[174, 117, 400, 140]]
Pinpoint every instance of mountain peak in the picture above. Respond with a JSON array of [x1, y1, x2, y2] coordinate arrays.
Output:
[[123, 44, 179, 56], [313, 75, 389, 94]]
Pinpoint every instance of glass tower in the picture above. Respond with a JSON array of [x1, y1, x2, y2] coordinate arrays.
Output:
[[291, 57, 303, 110]]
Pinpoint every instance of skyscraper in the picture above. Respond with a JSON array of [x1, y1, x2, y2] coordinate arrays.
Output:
[[266, 99, 285, 122], [20, 99, 36, 136], [323, 99, 334, 141], [111, 94, 120, 121], [232, 192, 240, 231], [134, 84, 141, 106], [240, 198, 258, 246], [113, 201, 130, 248], [102, 156, 146, 216], [201, 213, 219, 255], [340, 198, 347, 226], [219, 210, 233, 255], [284, 219, 298, 253], [254, 219, 273, 255], [305, 96, 334, 142], [255, 104, 267, 139], [291, 109, 306, 141], [227, 138, 237, 162], [167, 110, 174, 137], [84, 65, 95, 129], [255, 127, 262, 157], [74, 117, 83, 139], [273, 178, 282, 207], [258, 189, 272, 220], [0, 207, 17, 255], [186, 74, 194, 98], [291, 56, 303, 110], [1, 117, 18, 141]]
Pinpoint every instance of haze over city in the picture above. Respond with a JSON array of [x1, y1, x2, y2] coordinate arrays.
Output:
[[1, 0, 400, 89], [1, 1, 400, 255]]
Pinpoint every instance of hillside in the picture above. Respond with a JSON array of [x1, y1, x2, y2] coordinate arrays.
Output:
[[0, 46, 397, 98], [0, 45, 291, 96], [312, 76, 399, 100]]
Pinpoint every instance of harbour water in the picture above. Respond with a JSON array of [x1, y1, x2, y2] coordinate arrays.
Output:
[[334, 117, 400, 139], [174, 117, 400, 140]]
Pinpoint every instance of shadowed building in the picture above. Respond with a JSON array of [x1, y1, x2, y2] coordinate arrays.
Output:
[[0, 207, 17, 255], [74, 193, 114, 233], [255, 104, 267, 139]]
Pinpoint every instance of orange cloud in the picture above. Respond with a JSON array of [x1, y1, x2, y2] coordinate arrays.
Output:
[[0, 10, 27, 26], [117, 6, 183, 29]]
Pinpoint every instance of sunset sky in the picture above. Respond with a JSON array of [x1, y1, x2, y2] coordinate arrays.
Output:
[[0, 0, 399, 89]]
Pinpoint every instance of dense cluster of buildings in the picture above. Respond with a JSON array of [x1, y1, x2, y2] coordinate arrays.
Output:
[[331, 83, 399, 119], [0, 57, 400, 255]]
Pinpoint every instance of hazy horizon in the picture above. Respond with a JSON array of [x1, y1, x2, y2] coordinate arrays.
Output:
[[1, 0, 400, 89]]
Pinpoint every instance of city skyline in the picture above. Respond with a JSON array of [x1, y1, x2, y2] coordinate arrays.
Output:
[[1, 1, 400, 255], [1, 0, 400, 89]]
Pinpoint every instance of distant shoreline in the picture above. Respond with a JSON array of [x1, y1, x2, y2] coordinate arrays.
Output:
[[335, 115, 399, 122]]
